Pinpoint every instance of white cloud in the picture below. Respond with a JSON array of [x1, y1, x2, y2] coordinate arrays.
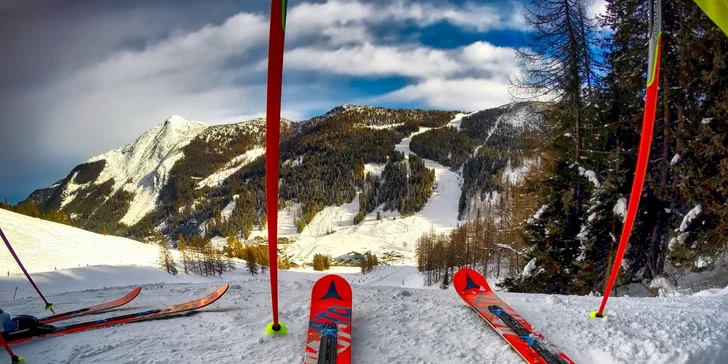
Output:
[[287, 0, 527, 45], [285, 40, 520, 110], [18, 0, 528, 167], [286, 41, 518, 79], [75, 12, 269, 89], [385, 0, 527, 32], [384, 77, 515, 111], [285, 43, 462, 78]]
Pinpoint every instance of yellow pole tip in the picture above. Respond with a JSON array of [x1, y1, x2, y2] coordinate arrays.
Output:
[[589, 311, 605, 319], [265, 321, 288, 335]]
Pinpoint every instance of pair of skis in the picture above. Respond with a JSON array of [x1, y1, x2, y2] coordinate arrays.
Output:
[[303, 270, 572, 364], [3, 284, 229, 345], [303, 270, 573, 364]]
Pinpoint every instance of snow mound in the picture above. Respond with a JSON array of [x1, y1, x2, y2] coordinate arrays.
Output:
[[694, 285, 728, 297]]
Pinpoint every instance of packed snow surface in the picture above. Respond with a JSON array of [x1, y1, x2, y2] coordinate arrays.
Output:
[[1, 264, 727, 364], [2, 209, 728, 363], [0, 209, 158, 275]]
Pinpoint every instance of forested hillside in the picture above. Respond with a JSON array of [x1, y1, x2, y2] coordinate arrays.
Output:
[[416, 0, 728, 295]]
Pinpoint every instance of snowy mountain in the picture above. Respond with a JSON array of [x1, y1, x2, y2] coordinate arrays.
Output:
[[23, 102, 544, 265], [26, 115, 292, 233], [27, 115, 207, 226], [1, 208, 727, 364]]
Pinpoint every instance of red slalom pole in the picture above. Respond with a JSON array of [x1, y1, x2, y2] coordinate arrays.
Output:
[[0, 332, 23, 363], [0, 226, 54, 313], [264, 0, 289, 336], [592, 0, 662, 318]]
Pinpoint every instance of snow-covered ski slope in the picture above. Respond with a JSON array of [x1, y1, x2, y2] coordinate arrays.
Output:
[[0, 208, 159, 275], [248, 122, 463, 266], [2, 210, 728, 363]]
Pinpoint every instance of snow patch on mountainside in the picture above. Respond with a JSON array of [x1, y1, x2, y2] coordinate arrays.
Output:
[[395, 127, 432, 156], [365, 123, 404, 130], [74, 115, 208, 225], [502, 158, 534, 184], [197, 147, 265, 189], [222, 199, 237, 221], [447, 112, 470, 130], [60, 172, 92, 208], [364, 163, 386, 177], [301, 196, 360, 238]]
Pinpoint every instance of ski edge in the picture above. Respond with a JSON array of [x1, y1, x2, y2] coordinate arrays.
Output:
[[39, 286, 142, 323]]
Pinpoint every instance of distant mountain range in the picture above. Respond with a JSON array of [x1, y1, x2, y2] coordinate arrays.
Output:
[[24, 102, 546, 240]]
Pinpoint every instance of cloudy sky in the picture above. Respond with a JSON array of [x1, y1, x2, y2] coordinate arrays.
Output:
[[0, 0, 606, 203]]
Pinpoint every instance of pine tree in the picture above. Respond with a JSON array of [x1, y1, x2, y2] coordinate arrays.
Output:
[[157, 236, 178, 275], [503, 0, 601, 294], [14, 201, 41, 218], [246, 248, 259, 275]]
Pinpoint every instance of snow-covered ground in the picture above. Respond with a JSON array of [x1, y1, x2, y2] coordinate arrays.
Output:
[[448, 112, 472, 130], [0, 208, 158, 276], [2, 209, 728, 363], [1, 263, 727, 364]]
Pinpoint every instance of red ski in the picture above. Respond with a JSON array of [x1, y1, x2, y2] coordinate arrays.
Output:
[[453, 269, 574, 364], [303, 274, 352, 364], [38, 286, 142, 323], [4, 284, 229, 345]]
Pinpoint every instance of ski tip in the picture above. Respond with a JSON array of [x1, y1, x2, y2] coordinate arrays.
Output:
[[452, 268, 491, 294], [265, 321, 288, 336], [589, 310, 605, 319]]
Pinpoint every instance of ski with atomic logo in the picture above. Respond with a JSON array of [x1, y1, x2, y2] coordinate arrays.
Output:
[[303, 274, 352, 364], [453, 269, 573, 364]]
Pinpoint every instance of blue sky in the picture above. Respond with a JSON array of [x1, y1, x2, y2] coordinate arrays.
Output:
[[0, 0, 606, 204]]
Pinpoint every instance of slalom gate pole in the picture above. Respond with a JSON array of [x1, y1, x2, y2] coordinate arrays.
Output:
[[264, 0, 289, 335], [0, 226, 54, 313], [592, 0, 662, 318], [0, 333, 23, 363]]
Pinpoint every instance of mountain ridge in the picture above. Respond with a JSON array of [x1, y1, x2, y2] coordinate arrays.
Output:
[[23, 102, 545, 242]]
